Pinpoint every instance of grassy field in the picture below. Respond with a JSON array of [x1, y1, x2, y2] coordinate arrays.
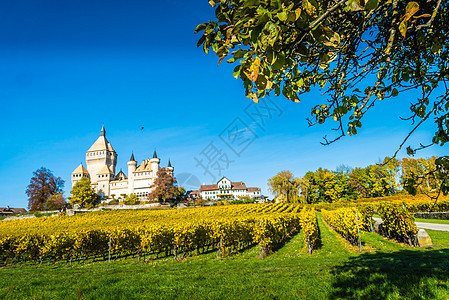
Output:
[[414, 217, 449, 224], [0, 215, 448, 300]]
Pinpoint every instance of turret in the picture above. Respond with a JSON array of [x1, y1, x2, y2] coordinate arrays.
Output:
[[149, 149, 160, 174], [71, 163, 89, 188], [166, 159, 174, 176], [127, 153, 137, 194], [85, 126, 117, 183]]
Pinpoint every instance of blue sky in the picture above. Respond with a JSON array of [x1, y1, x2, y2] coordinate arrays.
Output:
[[0, 0, 445, 208]]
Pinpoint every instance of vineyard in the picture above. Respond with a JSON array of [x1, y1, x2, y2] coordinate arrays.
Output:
[[0, 203, 306, 265], [0, 195, 447, 267]]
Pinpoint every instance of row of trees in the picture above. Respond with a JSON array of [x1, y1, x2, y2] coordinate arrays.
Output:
[[268, 156, 441, 203], [25, 167, 186, 211]]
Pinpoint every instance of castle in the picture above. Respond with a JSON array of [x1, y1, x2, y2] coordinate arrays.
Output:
[[71, 126, 173, 200]]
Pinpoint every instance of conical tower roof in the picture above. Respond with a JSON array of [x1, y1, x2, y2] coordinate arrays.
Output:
[[73, 164, 89, 174], [130, 152, 136, 162], [97, 165, 114, 175], [87, 126, 115, 152]]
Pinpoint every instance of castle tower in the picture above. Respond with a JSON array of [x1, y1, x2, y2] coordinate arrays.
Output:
[[97, 165, 114, 198], [166, 159, 174, 177], [149, 150, 160, 175], [71, 163, 89, 188], [127, 153, 137, 194], [85, 126, 117, 184]]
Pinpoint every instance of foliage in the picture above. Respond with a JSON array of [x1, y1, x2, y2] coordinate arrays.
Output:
[[298, 206, 320, 253], [1, 227, 449, 300], [149, 169, 186, 203], [123, 194, 139, 205], [301, 168, 355, 203], [322, 207, 368, 245], [0, 203, 300, 262], [45, 193, 68, 211], [402, 156, 449, 203], [268, 170, 301, 203], [401, 156, 438, 194], [349, 157, 400, 198], [25, 167, 64, 211], [196, 0, 449, 153], [377, 202, 418, 245], [69, 177, 98, 209]]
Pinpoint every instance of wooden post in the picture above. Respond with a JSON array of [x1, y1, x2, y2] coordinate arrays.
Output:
[[108, 237, 111, 263], [355, 211, 362, 252], [216, 236, 223, 259], [307, 233, 312, 255], [259, 220, 266, 259]]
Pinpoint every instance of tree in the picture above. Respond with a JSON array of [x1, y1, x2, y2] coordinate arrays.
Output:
[[300, 168, 355, 203], [26, 167, 64, 211], [349, 157, 399, 198], [45, 193, 68, 211], [196, 0, 448, 154], [268, 171, 301, 203], [124, 194, 139, 205], [149, 169, 186, 203], [401, 156, 438, 194], [69, 177, 98, 209]]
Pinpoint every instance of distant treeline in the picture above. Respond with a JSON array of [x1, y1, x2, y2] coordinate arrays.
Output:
[[269, 157, 439, 203]]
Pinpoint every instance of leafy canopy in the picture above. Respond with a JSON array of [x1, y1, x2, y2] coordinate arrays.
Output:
[[196, 0, 448, 153], [268, 170, 301, 203], [149, 169, 186, 203], [26, 167, 64, 211], [69, 177, 98, 209]]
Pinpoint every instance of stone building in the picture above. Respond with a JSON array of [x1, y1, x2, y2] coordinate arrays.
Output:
[[193, 176, 263, 201], [71, 126, 173, 200]]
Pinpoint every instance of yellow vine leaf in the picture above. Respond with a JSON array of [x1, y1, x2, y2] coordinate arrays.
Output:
[[244, 56, 261, 82], [399, 2, 420, 37]]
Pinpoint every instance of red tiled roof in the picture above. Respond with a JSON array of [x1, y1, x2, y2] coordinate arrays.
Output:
[[200, 181, 248, 191], [200, 184, 218, 191], [0, 207, 27, 215], [231, 181, 247, 190], [247, 187, 260, 192]]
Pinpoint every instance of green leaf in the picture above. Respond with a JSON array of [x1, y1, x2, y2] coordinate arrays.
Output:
[[365, 0, 378, 10], [346, 0, 363, 12], [194, 23, 207, 34], [277, 11, 288, 22], [391, 88, 398, 97], [233, 65, 241, 79], [272, 52, 285, 70]]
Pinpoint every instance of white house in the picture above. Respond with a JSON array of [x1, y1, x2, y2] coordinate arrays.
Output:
[[71, 126, 173, 200], [196, 177, 262, 201]]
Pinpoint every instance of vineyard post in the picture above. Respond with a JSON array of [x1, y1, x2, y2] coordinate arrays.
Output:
[[78, 249, 83, 265], [355, 211, 362, 252], [21, 237, 30, 265], [259, 219, 266, 260], [216, 236, 223, 259], [108, 237, 111, 263], [307, 233, 312, 255]]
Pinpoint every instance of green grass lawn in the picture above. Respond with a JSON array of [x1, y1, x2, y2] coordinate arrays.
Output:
[[414, 218, 449, 224], [1, 216, 448, 300]]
